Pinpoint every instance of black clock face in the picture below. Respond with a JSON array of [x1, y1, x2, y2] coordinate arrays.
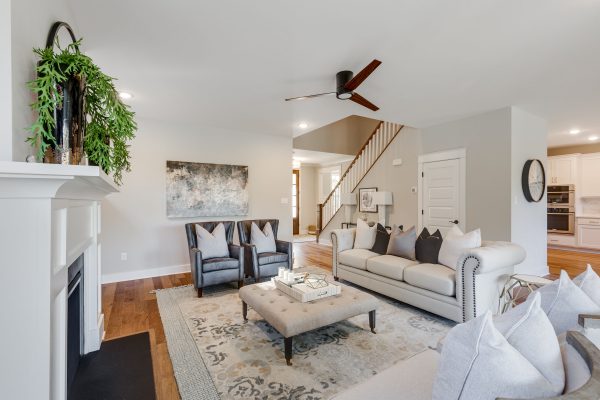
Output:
[[522, 159, 545, 202]]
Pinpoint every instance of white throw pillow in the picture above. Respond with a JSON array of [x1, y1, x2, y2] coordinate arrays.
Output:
[[195, 223, 230, 260], [532, 270, 600, 335], [573, 264, 600, 306], [493, 293, 565, 393], [432, 311, 564, 400], [354, 219, 377, 249], [437, 226, 481, 270], [250, 222, 277, 254]]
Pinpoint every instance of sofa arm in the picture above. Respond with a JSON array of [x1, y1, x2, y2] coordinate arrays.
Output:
[[275, 239, 293, 270], [228, 244, 245, 280], [457, 241, 526, 322], [241, 242, 259, 279], [189, 248, 204, 288], [331, 229, 356, 277]]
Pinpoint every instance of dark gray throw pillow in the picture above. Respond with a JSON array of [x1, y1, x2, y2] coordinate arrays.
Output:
[[370, 223, 398, 255], [386, 225, 416, 260], [415, 228, 443, 264]]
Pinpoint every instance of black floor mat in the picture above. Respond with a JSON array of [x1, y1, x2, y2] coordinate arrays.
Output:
[[69, 332, 157, 400]]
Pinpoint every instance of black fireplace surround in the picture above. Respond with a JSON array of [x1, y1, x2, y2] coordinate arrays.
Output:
[[67, 254, 84, 395]]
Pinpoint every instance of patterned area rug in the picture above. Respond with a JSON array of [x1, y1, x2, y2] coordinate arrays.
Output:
[[156, 275, 453, 400]]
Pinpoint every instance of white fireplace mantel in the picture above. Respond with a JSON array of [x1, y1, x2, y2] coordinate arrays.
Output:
[[0, 161, 118, 400]]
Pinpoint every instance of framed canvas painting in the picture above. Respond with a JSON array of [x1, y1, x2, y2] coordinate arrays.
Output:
[[166, 161, 249, 217], [359, 187, 378, 213]]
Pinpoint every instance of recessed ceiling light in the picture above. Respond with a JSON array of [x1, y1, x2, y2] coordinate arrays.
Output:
[[298, 122, 308, 129], [118, 92, 133, 100], [589, 135, 599, 141], [569, 129, 581, 135]]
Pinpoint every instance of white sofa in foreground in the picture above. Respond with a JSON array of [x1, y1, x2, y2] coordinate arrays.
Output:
[[331, 228, 526, 323]]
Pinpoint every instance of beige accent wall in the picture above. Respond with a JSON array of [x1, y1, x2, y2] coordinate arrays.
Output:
[[101, 118, 293, 282], [293, 115, 380, 155], [548, 143, 600, 156]]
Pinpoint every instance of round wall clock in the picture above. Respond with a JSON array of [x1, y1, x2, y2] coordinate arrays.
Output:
[[522, 159, 546, 202]]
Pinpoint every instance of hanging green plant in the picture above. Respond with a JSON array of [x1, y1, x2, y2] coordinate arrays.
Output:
[[27, 39, 136, 185]]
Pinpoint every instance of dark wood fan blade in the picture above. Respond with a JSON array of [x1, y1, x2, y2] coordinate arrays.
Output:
[[285, 92, 336, 101], [350, 92, 379, 111], [344, 59, 382, 91]]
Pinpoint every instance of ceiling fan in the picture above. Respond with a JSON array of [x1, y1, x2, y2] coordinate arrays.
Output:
[[285, 59, 382, 111]]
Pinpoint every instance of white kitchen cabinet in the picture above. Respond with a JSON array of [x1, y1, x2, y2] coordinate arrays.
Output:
[[547, 155, 578, 185], [579, 153, 600, 197], [577, 218, 600, 249], [547, 233, 577, 247]]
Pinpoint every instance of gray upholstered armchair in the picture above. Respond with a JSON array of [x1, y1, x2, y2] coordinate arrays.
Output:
[[237, 219, 292, 281], [185, 221, 244, 297]]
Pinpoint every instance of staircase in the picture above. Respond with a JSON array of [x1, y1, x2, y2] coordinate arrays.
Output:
[[318, 121, 404, 238]]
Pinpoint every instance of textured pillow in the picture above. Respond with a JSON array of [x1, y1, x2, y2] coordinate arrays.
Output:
[[370, 223, 392, 255], [493, 293, 565, 394], [354, 219, 377, 249], [531, 270, 600, 335], [386, 225, 416, 260], [250, 222, 276, 254], [432, 311, 564, 400], [573, 264, 600, 306], [438, 226, 481, 270], [415, 228, 443, 264], [195, 223, 230, 260]]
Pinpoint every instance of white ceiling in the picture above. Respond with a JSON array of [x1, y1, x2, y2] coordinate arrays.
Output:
[[67, 0, 600, 147], [292, 149, 354, 167]]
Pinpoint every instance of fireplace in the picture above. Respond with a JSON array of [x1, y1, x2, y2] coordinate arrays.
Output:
[[67, 254, 84, 394]]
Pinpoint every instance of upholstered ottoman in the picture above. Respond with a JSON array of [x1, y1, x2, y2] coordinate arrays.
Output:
[[239, 269, 379, 365]]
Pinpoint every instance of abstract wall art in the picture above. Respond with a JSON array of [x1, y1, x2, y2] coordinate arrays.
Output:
[[166, 161, 249, 217]]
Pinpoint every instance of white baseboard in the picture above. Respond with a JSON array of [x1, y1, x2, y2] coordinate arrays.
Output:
[[101, 264, 189, 284]]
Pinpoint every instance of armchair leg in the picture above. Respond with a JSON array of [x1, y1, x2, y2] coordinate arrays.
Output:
[[238, 280, 244, 289], [334, 277, 339, 281], [197, 288, 203, 298]]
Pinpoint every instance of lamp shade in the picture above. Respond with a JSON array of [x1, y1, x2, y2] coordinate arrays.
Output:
[[371, 191, 393, 205], [340, 193, 357, 205]]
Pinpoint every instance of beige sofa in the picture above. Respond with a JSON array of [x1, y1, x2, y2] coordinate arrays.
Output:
[[331, 228, 526, 323]]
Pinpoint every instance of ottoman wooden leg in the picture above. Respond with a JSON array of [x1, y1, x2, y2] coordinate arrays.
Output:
[[197, 288, 203, 298], [369, 310, 376, 334], [242, 301, 248, 322], [284, 337, 293, 366]]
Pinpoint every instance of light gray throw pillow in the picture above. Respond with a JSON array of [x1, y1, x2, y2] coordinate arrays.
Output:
[[432, 311, 564, 400], [532, 270, 600, 335], [572, 264, 600, 306], [195, 223, 230, 260], [250, 222, 276, 254], [386, 225, 416, 260]]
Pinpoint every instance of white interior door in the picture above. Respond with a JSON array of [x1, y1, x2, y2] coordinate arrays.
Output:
[[421, 158, 462, 235]]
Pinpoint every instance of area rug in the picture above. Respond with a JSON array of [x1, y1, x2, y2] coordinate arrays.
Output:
[[156, 273, 453, 400]]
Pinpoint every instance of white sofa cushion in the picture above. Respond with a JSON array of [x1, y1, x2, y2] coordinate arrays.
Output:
[[438, 226, 481, 270], [404, 263, 455, 296], [338, 248, 379, 270], [366, 255, 419, 281], [331, 349, 439, 400], [493, 293, 565, 394], [533, 270, 600, 335], [573, 264, 600, 306], [432, 311, 564, 400], [354, 219, 377, 249]]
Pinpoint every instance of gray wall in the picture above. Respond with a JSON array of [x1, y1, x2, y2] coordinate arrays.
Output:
[[101, 118, 293, 282], [293, 115, 380, 155], [0, 0, 11, 161], [421, 108, 513, 241]]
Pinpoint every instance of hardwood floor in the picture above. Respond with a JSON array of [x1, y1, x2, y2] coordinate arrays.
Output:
[[102, 241, 333, 400], [547, 247, 600, 277]]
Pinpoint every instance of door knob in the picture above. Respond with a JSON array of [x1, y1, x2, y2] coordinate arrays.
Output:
[[449, 220, 459, 224]]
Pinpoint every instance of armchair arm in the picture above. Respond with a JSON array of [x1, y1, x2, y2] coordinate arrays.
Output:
[[241, 242, 259, 280], [228, 244, 245, 280], [189, 248, 204, 289], [331, 228, 356, 277], [456, 241, 526, 322], [275, 239, 293, 270]]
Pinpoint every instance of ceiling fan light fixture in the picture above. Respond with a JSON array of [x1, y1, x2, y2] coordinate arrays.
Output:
[[337, 92, 352, 100]]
